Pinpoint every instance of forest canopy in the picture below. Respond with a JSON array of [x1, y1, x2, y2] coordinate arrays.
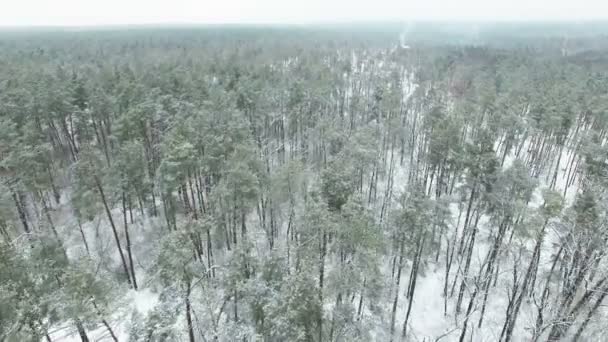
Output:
[[1, 23, 608, 341]]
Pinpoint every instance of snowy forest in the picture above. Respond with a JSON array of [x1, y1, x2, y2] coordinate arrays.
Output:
[[1, 24, 608, 341]]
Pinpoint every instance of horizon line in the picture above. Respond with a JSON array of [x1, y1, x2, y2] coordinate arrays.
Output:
[[2, 18, 608, 30]]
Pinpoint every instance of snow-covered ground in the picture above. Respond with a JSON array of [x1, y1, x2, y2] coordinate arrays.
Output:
[[48, 289, 158, 341]]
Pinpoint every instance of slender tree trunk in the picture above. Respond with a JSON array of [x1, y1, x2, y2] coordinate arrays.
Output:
[[233, 282, 238, 322], [95, 175, 132, 287], [188, 175, 198, 220], [318, 230, 327, 342], [41, 194, 60, 240], [444, 238, 453, 316], [92, 299, 118, 342], [329, 292, 342, 342], [458, 281, 479, 342], [128, 195, 134, 224], [550, 143, 564, 190], [402, 232, 426, 338], [0, 221, 10, 243], [47, 166, 61, 204], [457, 185, 477, 257], [357, 279, 365, 320], [122, 192, 138, 290], [207, 225, 214, 278], [13, 191, 30, 234], [572, 285, 608, 341], [151, 190, 158, 217], [389, 239, 404, 341], [456, 223, 478, 314], [186, 280, 195, 342], [533, 246, 563, 341], [77, 220, 91, 257], [501, 220, 548, 342], [477, 217, 511, 327]]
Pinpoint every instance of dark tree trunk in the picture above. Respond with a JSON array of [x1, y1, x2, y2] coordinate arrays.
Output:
[[186, 281, 195, 342], [13, 191, 30, 234], [572, 284, 608, 341], [389, 239, 404, 341], [500, 220, 548, 342], [92, 299, 118, 342], [75, 320, 89, 342], [122, 192, 138, 290], [533, 246, 563, 341], [458, 281, 479, 342], [95, 175, 132, 287], [402, 232, 426, 338], [77, 220, 91, 257]]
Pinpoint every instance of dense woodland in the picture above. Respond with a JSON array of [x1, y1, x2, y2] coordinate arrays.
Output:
[[1, 25, 608, 341]]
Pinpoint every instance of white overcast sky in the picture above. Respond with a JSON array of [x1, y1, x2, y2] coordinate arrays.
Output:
[[1, 0, 607, 26]]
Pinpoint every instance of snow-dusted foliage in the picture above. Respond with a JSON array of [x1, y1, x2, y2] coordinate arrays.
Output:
[[1, 26, 608, 342]]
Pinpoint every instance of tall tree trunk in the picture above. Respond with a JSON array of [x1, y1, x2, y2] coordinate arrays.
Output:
[[47, 166, 61, 204], [75, 319, 89, 342], [458, 281, 479, 342], [233, 282, 239, 322], [572, 285, 608, 341], [456, 224, 477, 314], [389, 239, 404, 341], [329, 292, 342, 342], [186, 280, 195, 342], [500, 219, 548, 342], [318, 230, 327, 342], [550, 143, 564, 190], [41, 193, 60, 240], [357, 279, 365, 320], [12, 191, 30, 234], [477, 217, 511, 327], [457, 185, 477, 257], [533, 246, 563, 341], [95, 175, 132, 288], [92, 299, 118, 342], [188, 175, 198, 220], [123, 192, 138, 290], [402, 232, 426, 338]]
